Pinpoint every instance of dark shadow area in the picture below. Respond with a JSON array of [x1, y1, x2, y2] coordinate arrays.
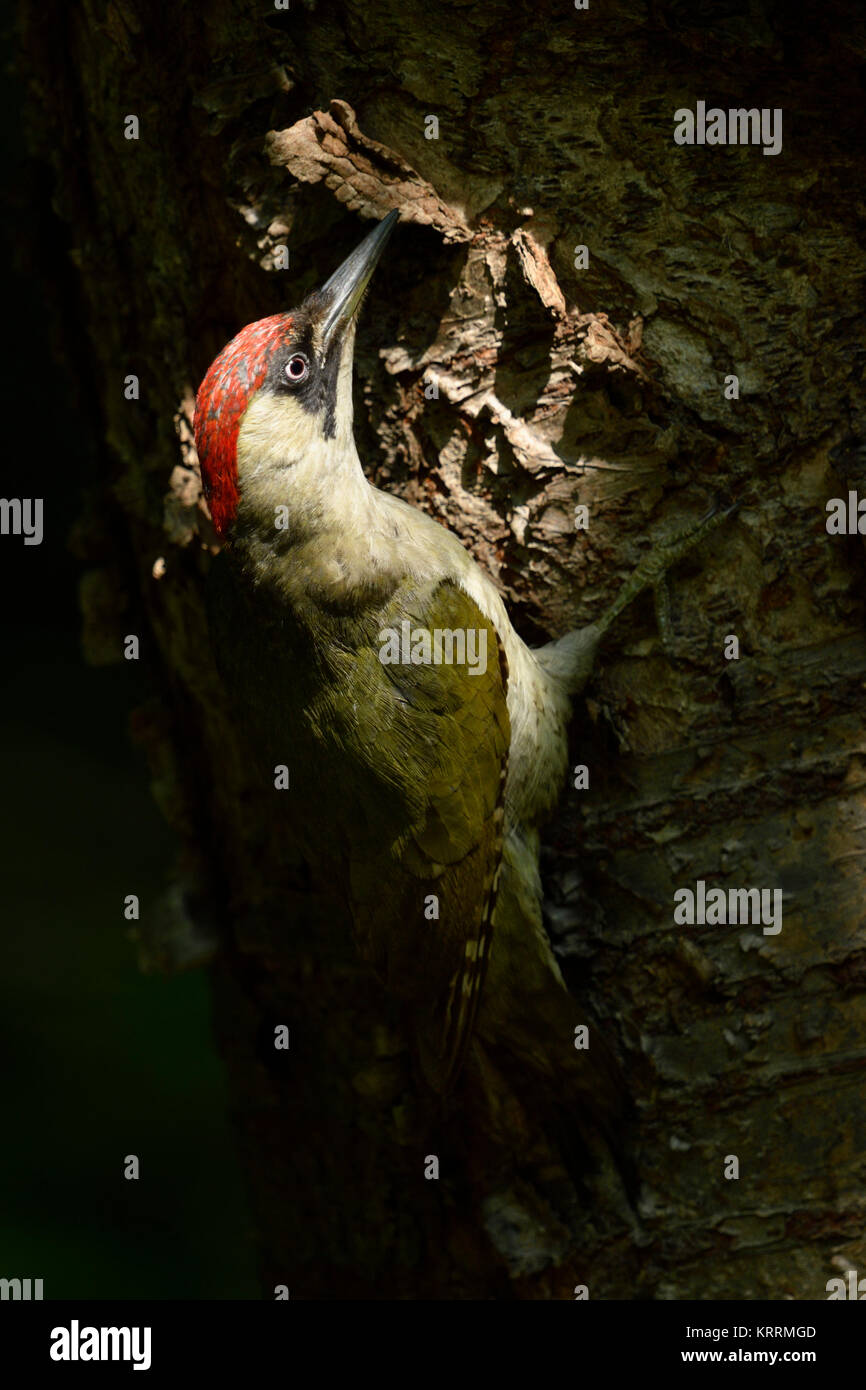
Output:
[[0, 10, 258, 1299]]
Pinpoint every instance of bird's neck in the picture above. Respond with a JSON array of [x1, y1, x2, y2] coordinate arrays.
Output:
[[237, 422, 375, 534], [230, 439, 399, 613]]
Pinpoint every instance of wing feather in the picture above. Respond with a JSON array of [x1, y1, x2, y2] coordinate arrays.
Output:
[[335, 577, 511, 1088]]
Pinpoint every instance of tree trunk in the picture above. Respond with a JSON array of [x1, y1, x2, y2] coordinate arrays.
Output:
[[20, 0, 866, 1298]]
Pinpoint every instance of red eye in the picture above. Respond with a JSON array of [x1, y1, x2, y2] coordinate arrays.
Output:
[[285, 353, 309, 383]]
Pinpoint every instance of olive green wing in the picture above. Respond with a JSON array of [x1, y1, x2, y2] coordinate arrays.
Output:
[[322, 577, 511, 1089]]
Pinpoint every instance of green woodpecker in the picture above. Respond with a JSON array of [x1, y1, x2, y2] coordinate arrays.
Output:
[[194, 210, 729, 1107]]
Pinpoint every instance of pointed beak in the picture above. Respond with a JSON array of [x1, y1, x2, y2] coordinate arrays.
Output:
[[318, 209, 399, 353]]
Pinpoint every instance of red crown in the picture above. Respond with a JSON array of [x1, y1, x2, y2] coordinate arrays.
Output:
[[194, 314, 293, 536]]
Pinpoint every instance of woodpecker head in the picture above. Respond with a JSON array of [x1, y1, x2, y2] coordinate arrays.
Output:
[[194, 210, 399, 540]]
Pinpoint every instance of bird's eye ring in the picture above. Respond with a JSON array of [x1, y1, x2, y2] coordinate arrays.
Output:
[[285, 353, 309, 383]]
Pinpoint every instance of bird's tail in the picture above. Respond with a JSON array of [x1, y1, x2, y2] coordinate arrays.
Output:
[[471, 828, 635, 1194]]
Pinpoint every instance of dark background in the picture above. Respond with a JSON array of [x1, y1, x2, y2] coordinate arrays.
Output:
[[0, 11, 258, 1299]]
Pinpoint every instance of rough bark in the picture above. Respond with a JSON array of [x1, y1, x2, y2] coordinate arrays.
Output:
[[20, 0, 866, 1298]]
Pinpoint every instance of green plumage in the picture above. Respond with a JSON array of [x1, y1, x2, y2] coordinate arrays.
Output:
[[209, 555, 510, 1087]]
